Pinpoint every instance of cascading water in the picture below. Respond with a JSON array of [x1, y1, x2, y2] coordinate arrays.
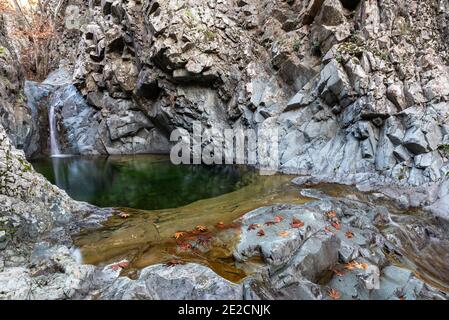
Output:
[[48, 104, 61, 156]]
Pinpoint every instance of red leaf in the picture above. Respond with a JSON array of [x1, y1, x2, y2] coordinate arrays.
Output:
[[111, 261, 129, 271], [178, 242, 192, 251], [274, 215, 284, 223], [331, 220, 341, 230], [257, 229, 265, 237], [327, 288, 341, 300], [291, 218, 305, 228], [197, 234, 212, 246]]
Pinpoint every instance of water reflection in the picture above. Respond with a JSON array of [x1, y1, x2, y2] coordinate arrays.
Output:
[[32, 155, 249, 210]]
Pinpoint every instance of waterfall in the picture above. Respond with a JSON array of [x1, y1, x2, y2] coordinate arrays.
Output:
[[49, 104, 61, 156]]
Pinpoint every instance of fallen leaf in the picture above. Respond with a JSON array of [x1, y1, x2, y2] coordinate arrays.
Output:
[[257, 229, 265, 237], [247, 223, 259, 231], [118, 212, 130, 219], [165, 259, 185, 267], [331, 220, 341, 230], [215, 221, 225, 229], [344, 261, 369, 271], [332, 269, 345, 277], [345, 231, 354, 239], [111, 261, 129, 271], [279, 231, 290, 237], [274, 215, 284, 223], [326, 210, 337, 218], [174, 231, 186, 239], [197, 234, 212, 245], [291, 218, 305, 228], [265, 221, 276, 226], [178, 242, 192, 251], [324, 226, 331, 233], [344, 261, 356, 270], [196, 225, 208, 232], [327, 288, 341, 300], [354, 261, 369, 270]]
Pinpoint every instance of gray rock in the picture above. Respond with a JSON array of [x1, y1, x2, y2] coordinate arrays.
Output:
[[101, 263, 243, 300], [403, 127, 429, 155]]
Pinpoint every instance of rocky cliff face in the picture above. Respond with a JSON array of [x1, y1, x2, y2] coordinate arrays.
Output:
[[277, 0, 449, 187], [2, 0, 449, 300], [0, 17, 38, 157], [25, 0, 449, 188]]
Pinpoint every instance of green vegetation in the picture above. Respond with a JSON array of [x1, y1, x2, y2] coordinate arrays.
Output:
[[202, 29, 217, 41], [17, 157, 32, 172], [438, 144, 449, 152], [292, 40, 301, 52], [438, 144, 449, 158], [397, 167, 407, 181], [184, 8, 194, 20]]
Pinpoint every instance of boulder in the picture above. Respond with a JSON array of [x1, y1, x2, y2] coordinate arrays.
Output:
[[403, 127, 429, 155], [101, 263, 243, 300]]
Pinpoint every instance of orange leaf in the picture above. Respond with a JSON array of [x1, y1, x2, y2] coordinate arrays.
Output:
[[257, 229, 265, 237], [216, 221, 225, 229], [354, 261, 369, 270], [196, 225, 208, 232], [279, 230, 290, 237], [345, 231, 354, 239], [344, 261, 356, 270], [174, 231, 186, 239], [291, 218, 305, 228], [332, 269, 345, 277], [326, 210, 337, 218], [327, 288, 341, 300]]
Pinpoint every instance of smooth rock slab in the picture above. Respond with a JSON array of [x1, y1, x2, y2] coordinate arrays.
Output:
[[101, 263, 243, 300]]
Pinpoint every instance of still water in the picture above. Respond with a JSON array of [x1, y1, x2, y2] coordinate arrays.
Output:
[[32, 155, 309, 281], [30, 156, 449, 289], [31, 155, 251, 210]]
